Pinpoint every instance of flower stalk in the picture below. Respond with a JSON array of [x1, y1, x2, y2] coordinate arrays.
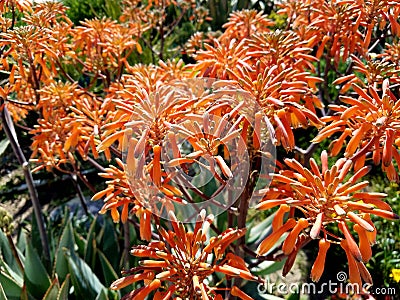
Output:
[[0, 102, 50, 267]]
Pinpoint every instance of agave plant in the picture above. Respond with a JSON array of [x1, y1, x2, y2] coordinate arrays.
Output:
[[0, 207, 122, 300]]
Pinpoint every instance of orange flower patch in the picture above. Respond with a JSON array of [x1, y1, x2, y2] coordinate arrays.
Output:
[[257, 150, 398, 282], [111, 212, 258, 299]]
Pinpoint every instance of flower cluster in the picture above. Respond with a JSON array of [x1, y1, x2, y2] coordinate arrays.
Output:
[[189, 10, 325, 150], [1, 0, 400, 297], [314, 80, 400, 181], [257, 151, 398, 283], [111, 212, 257, 300]]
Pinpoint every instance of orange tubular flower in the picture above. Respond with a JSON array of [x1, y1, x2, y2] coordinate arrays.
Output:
[[29, 81, 108, 173], [353, 224, 372, 262], [138, 208, 152, 241], [0, 0, 32, 13], [111, 212, 257, 300], [282, 218, 309, 255], [341, 239, 373, 286], [310, 238, 330, 282], [231, 286, 254, 300], [272, 204, 290, 232], [282, 234, 310, 277], [191, 37, 251, 80], [222, 9, 274, 40], [188, 9, 325, 151], [340, 239, 363, 287], [313, 79, 400, 181], [94, 158, 139, 223], [257, 218, 296, 256], [257, 150, 399, 282]]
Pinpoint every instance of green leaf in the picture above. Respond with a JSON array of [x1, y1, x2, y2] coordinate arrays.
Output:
[[0, 279, 9, 300], [0, 258, 23, 287], [84, 216, 97, 268], [0, 230, 22, 276], [16, 230, 28, 258], [259, 294, 286, 300], [57, 275, 70, 300], [95, 288, 109, 300], [98, 217, 119, 269], [97, 250, 118, 286], [216, 211, 228, 234], [0, 138, 10, 157], [42, 278, 60, 300], [30, 213, 43, 256], [0, 271, 22, 299], [286, 292, 300, 300], [24, 240, 51, 299], [104, 0, 121, 19], [246, 212, 275, 244], [55, 221, 75, 282], [64, 249, 105, 299], [74, 231, 86, 258], [252, 259, 287, 276]]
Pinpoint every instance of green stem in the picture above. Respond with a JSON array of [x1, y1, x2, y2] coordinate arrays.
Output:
[[208, 0, 217, 29], [159, 0, 165, 60], [70, 173, 89, 216], [123, 221, 130, 269]]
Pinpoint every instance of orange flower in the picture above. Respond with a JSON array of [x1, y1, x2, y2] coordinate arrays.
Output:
[[282, 234, 310, 277], [272, 204, 290, 232], [190, 37, 250, 79], [313, 79, 400, 181], [231, 286, 254, 300], [138, 208, 152, 241], [111, 212, 257, 299], [257, 151, 398, 282], [282, 218, 309, 255], [353, 224, 372, 262], [257, 218, 296, 256], [341, 239, 373, 286], [222, 9, 274, 40], [0, 0, 32, 13], [310, 238, 330, 282], [341, 239, 363, 288]]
